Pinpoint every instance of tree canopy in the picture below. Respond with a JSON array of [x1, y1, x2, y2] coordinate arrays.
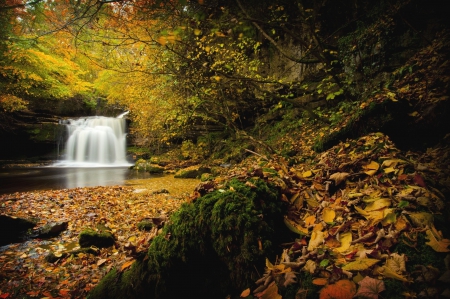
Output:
[[1, 0, 448, 150]]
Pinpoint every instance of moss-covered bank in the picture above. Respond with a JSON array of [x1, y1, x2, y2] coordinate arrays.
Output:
[[88, 178, 289, 299]]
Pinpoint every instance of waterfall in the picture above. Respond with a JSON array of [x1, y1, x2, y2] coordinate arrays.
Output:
[[54, 115, 131, 167]]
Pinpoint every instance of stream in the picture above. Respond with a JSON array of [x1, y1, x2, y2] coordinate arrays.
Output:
[[0, 167, 152, 195]]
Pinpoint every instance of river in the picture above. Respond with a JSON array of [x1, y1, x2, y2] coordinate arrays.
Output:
[[0, 167, 152, 195]]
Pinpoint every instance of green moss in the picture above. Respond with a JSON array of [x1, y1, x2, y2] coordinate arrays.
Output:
[[174, 167, 211, 178], [395, 233, 447, 271], [146, 166, 164, 174], [136, 220, 153, 231], [88, 178, 288, 299], [79, 228, 115, 248]]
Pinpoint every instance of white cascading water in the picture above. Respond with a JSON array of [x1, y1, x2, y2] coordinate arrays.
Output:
[[54, 113, 131, 167]]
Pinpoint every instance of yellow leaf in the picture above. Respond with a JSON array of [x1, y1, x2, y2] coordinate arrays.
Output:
[[365, 198, 391, 211], [342, 258, 380, 271], [354, 206, 370, 217], [304, 260, 317, 273], [284, 217, 309, 235], [377, 266, 410, 282], [305, 215, 316, 226], [381, 159, 405, 168], [381, 208, 397, 226], [384, 167, 396, 173], [322, 208, 336, 223], [157, 36, 167, 46], [302, 170, 313, 178], [425, 229, 450, 252], [194, 29, 202, 35], [407, 212, 434, 227], [266, 258, 274, 270], [363, 161, 379, 176], [335, 231, 352, 253]]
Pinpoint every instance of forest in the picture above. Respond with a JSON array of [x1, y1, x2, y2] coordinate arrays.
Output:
[[0, 0, 449, 298]]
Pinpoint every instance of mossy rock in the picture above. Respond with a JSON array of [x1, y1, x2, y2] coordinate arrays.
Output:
[[136, 220, 153, 231], [45, 247, 99, 263], [79, 228, 115, 248], [88, 178, 289, 299], [174, 166, 211, 178], [146, 166, 164, 174]]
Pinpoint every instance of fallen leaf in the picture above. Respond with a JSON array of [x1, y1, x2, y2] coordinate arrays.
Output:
[[305, 215, 316, 226], [319, 279, 356, 299], [240, 288, 251, 297], [425, 229, 450, 252], [364, 198, 391, 211], [342, 258, 380, 271], [303, 260, 317, 274], [302, 170, 313, 178], [312, 278, 329, 285], [363, 161, 380, 176], [407, 212, 434, 228], [329, 172, 350, 185], [377, 266, 410, 282], [354, 276, 385, 299], [308, 231, 325, 251], [255, 281, 282, 299], [120, 260, 135, 272], [386, 253, 406, 273], [322, 208, 336, 223], [334, 232, 352, 253], [97, 258, 108, 266], [284, 217, 309, 235]]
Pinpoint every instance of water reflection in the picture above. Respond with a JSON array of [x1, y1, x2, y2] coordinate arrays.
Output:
[[0, 167, 151, 195]]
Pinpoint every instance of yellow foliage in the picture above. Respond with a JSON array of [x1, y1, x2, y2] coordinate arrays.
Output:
[[342, 258, 380, 271]]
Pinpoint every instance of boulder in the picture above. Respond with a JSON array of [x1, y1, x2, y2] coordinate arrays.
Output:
[[0, 214, 36, 245]]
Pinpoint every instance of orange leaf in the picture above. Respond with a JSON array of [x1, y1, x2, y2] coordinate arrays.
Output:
[[59, 289, 70, 296], [319, 279, 356, 299], [42, 291, 54, 298], [312, 278, 329, 285], [0, 293, 10, 299], [305, 215, 316, 226], [120, 260, 135, 272], [240, 288, 251, 297]]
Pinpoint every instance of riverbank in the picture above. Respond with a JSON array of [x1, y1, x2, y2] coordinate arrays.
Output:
[[0, 179, 198, 299]]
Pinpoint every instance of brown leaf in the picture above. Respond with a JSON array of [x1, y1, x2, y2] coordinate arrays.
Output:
[[255, 281, 282, 299], [354, 276, 385, 299], [329, 172, 350, 185]]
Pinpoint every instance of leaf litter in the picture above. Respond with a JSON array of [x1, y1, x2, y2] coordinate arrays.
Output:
[[0, 177, 198, 299], [233, 133, 450, 298]]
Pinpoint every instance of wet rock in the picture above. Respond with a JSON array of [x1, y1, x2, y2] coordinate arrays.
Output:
[[151, 188, 169, 194], [0, 215, 37, 245], [79, 228, 115, 248], [45, 247, 99, 263], [34, 221, 69, 238]]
